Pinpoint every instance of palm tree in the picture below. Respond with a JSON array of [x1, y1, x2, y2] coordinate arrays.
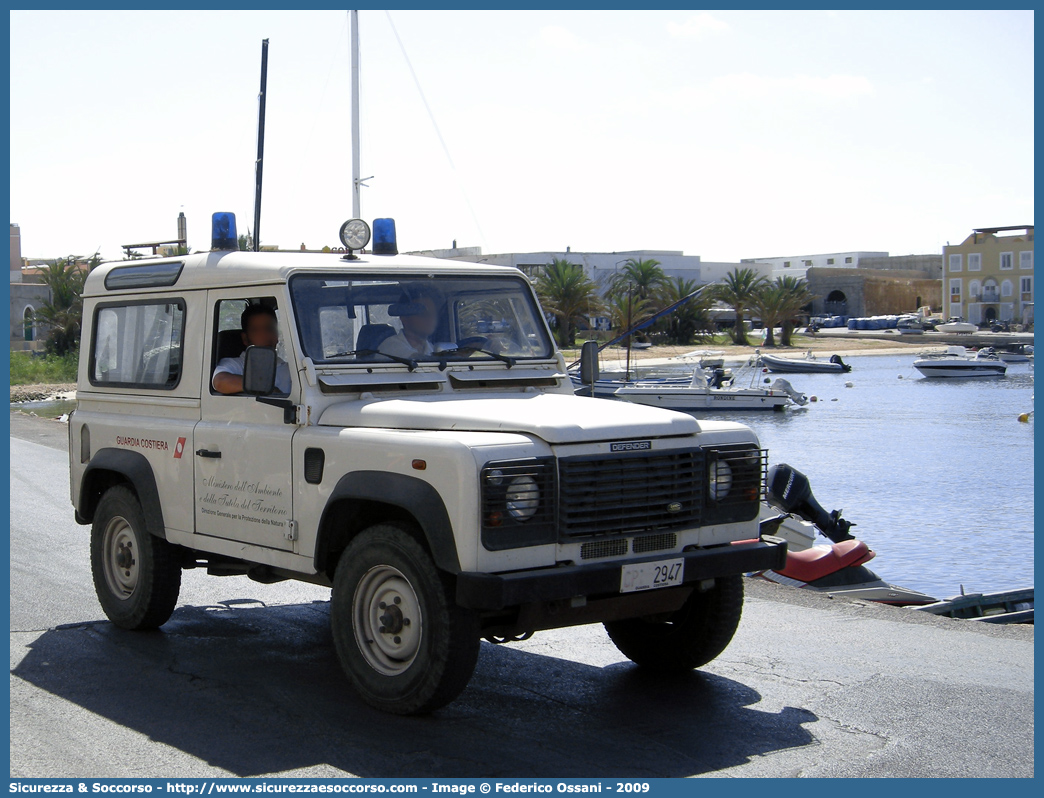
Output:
[[749, 283, 785, 348], [712, 268, 769, 345], [34, 253, 99, 355], [657, 277, 713, 345], [604, 291, 656, 333], [534, 259, 604, 348], [607, 258, 668, 304], [775, 276, 815, 346]]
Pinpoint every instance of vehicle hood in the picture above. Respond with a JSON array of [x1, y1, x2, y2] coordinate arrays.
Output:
[[317, 392, 699, 444]]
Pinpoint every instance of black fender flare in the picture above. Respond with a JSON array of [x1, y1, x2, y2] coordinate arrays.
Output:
[[78, 448, 167, 539], [317, 471, 460, 574]]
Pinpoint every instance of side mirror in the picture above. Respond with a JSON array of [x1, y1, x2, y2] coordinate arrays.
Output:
[[243, 346, 277, 395], [579, 340, 600, 386]]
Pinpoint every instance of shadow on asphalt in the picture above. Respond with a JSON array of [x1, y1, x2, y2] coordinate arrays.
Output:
[[12, 600, 817, 777]]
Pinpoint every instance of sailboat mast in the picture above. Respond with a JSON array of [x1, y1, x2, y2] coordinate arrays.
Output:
[[350, 10, 362, 219], [253, 38, 269, 252], [625, 285, 633, 381]]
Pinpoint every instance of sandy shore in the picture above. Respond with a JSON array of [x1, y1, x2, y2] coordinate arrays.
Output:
[[560, 334, 927, 367]]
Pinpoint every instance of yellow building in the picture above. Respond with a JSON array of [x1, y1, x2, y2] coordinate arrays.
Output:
[[943, 225, 1034, 327]]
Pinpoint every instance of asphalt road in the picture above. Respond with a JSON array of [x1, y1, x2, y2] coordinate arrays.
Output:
[[9, 411, 1035, 779]]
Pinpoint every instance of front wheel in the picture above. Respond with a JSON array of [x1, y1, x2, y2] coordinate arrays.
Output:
[[330, 523, 480, 715], [604, 575, 744, 672], [90, 485, 182, 630]]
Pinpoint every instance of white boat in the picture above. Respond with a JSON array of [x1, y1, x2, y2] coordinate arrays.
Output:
[[913, 346, 1007, 378], [760, 350, 852, 374], [935, 321, 977, 333], [614, 365, 807, 411], [998, 344, 1034, 363], [570, 372, 689, 398]]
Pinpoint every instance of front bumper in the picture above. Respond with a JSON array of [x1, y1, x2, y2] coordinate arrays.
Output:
[[456, 536, 787, 611]]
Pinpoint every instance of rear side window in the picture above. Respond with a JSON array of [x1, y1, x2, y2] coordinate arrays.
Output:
[[90, 300, 186, 389]]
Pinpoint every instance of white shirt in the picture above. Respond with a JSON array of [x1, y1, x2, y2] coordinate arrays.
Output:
[[378, 332, 434, 360], [213, 352, 291, 394]]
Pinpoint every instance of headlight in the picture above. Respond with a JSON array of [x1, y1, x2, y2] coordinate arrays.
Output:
[[708, 459, 733, 501], [506, 476, 540, 521], [480, 458, 556, 550]]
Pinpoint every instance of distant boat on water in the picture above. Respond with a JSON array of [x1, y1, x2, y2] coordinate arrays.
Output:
[[760, 350, 852, 374], [912, 346, 1007, 378]]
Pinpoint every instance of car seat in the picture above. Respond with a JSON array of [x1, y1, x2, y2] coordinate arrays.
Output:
[[355, 323, 396, 355]]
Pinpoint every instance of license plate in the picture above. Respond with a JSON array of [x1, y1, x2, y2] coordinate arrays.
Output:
[[620, 558, 685, 593]]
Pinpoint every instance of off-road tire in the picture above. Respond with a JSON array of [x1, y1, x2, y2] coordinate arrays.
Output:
[[90, 485, 182, 630], [604, 575, 744, 671], [330, 523, 480, 715]]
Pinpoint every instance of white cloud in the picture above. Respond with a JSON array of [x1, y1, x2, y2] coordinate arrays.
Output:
[[532, 25, 591, 52], [667, 13, 730, 41]]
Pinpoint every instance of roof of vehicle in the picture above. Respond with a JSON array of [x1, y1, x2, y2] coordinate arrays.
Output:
[[82, 250, 527, 298]]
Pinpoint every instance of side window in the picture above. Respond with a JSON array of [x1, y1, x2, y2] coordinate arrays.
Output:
[[90, 300, 185, 389], [211, 296, 288, 395]]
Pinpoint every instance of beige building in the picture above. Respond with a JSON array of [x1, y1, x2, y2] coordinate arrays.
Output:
[[943, 225, 1034, 326]]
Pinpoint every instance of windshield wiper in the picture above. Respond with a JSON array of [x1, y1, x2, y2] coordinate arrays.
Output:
[[329, 349, 417, 371], [430, 348, 516, 369]]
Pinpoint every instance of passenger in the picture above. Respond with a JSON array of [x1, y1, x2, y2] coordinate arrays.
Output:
[[212, 304, 292, 394], [379, 294, 440, 359]]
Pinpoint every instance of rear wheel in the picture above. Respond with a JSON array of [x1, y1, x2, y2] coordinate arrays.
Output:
[[604, 575, 744, 671], [90, 485, 182, 630], [330, 523, 480, 715]]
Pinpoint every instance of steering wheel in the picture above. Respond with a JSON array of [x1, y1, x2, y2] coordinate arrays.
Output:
[[455, 336, 489, 351]]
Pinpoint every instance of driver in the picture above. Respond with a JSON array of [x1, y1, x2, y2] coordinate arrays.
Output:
[[213, 304, 292, 394], [379, 291, 440, 359]]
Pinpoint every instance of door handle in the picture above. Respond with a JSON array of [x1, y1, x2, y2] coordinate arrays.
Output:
[[195, 449, 222, 459]]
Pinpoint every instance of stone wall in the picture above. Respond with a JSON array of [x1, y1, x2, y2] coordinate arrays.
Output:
[[806, 268, 942, 317], [9, 283, 51, 349], [857, 254, 942, 278]]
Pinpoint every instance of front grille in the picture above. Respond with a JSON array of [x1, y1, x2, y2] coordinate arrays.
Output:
[[581, 539, 629, 560], [559, 450, 703, 539], [633, 532, 677, 554]]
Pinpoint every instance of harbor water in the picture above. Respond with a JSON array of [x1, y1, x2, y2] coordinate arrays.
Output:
[[10, 353, 1034, 601], [690, 353, 1035, 600]]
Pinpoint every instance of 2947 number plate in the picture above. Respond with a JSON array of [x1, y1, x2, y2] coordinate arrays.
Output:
[[620, 558, 685, 593]]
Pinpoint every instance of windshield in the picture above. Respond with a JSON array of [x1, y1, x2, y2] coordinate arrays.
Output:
[[289, 273, 555, 366]]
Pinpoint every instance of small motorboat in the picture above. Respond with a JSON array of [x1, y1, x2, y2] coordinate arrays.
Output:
[[760, 350, 852, 373], [935, 320, 977, 333], [569, 371, 690, 398], [998, 344, 1034, 363], [614, 360, 807, 412], [753, 464, 939, 606], [914, 587, 1033, 624], [913, 346, 1007, 378]]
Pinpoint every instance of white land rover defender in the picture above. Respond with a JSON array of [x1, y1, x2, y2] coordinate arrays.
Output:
[[69, 214, 785, 714]]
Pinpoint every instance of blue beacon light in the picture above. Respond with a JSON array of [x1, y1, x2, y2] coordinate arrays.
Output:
[[371, 218, 398, 255], [212, 212, 238, 250]]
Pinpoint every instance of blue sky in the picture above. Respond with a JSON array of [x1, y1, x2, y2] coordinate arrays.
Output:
[[9, 9, 1034, 263]]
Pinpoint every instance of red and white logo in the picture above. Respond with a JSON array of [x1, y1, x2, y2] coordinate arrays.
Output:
[[174, 437, 186, 459]]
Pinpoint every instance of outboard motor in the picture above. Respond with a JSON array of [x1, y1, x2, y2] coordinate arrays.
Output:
[[769, 378, 808, 406], [829, 354, 852, 372], [765, 463, 855, 543]]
